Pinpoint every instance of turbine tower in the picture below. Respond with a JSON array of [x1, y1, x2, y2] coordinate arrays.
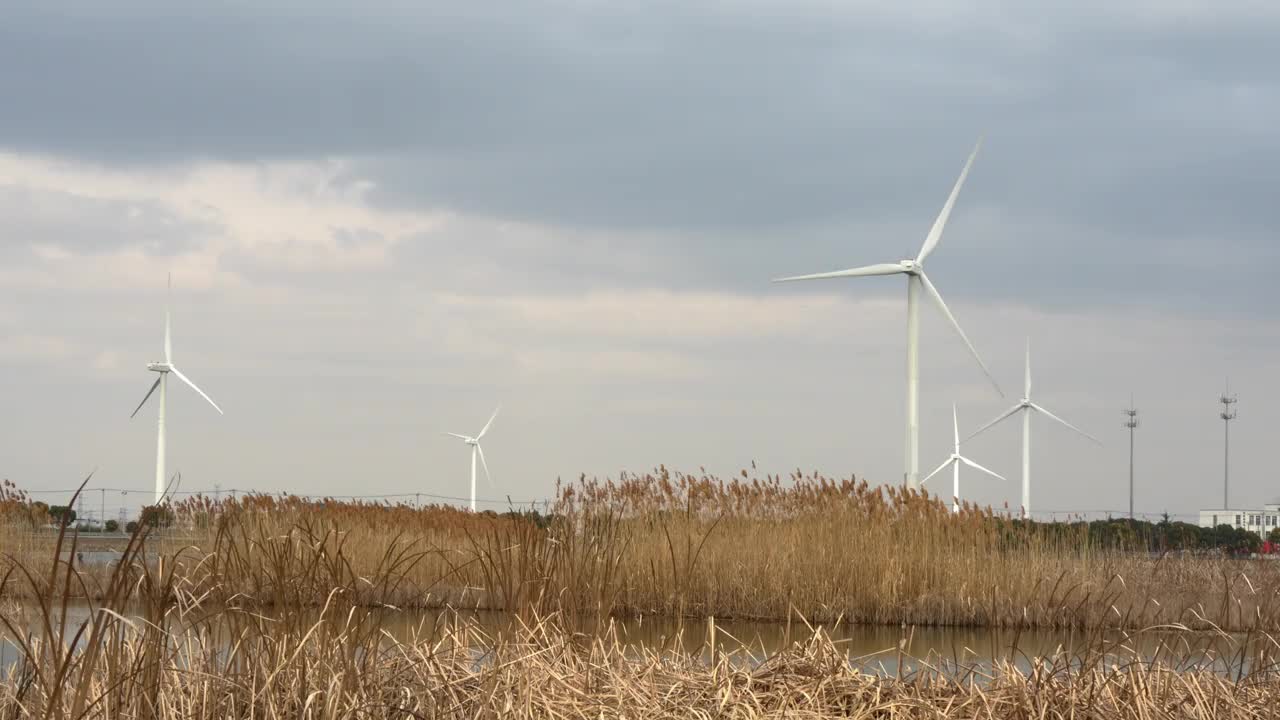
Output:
[[967, 339, 1098, 518], [447, 406, 500, 512], [773, 139, 1002, 489], [130, 279, 224, 505], [1220, 386, 1237, 509], [922, 405, 1007, 512]]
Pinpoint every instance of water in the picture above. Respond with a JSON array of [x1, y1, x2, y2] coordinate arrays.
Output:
[[0, 602, 1260, 677]]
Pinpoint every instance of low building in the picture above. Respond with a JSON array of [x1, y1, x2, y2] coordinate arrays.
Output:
[[1198, 504, 1280, 534]]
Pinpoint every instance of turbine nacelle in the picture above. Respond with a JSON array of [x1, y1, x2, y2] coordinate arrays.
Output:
[[899, 259, 921, 274], [146, 362, 172, 373]]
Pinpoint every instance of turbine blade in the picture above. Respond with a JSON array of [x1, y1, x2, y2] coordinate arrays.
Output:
[[952, 403, 960, 447], [921, 458, 953, 486], [477, 444, 493, 487], [919, 272, 1003, 396], [964, 403, 1023, 442], [165, 273, 173, 363], [445, 432, 470, 441], [130, 377, 162, 419], [477, 406, 501, 440], [169, 366, 224, 415], [1024, 337, 1032, 399], [960, 456, 1007, 482], [916, 138, 982, 265], [772, 263, 906, 283], [1030, 402, 1101, 445]]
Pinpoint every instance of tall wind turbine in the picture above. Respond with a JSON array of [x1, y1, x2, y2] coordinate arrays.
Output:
[[773, 140, 1002, 489], [967, 339, 1099, 518], [446, 406, 500, 512], [923, 404, 1006, 512], [130, 279, 224, 505]]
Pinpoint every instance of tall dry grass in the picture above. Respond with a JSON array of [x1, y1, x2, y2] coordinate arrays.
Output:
[[559, 470, 1280, 630], [5, 496, 1280, 720], [7, 469, 1280, 631]]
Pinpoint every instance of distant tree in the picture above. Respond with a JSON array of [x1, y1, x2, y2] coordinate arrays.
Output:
[[125, 521, 139, 534], [140, 505, 175, 528], [48, 505, 77, 526], [104, 519, 120, 533], [1267, 527, 1280, 545]]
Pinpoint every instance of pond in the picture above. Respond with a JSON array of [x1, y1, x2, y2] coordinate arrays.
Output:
[[0, 602, 1258, 677]]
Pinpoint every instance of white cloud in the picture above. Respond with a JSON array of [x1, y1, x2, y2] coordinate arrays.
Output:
[[433, 290, 897, 342], [0, 152, 442, 289]]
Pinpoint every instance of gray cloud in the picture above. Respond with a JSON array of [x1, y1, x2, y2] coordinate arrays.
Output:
[[5, 0, 1273, 313], [0, 185, 212, 256], [2, 2, 1276, 237], [0, 1, 1276, 521]]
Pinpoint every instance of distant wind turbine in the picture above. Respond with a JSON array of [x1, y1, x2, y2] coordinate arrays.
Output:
[[967, 339, 1099, 518], [446, 406, 500, 512], [773, 139, 1003, 489], [923, 405, 1006, 512], [130, 278, 224, 505]]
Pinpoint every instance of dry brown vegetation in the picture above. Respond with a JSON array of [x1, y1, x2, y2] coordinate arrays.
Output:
[[6, 469, 1280, 632], [5, 487, 1280, 719], [7, 610, 1280, 719]]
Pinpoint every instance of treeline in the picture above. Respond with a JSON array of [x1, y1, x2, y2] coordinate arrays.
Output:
[[1011, 516, 1270, 555], [493, 507, 1270, 555]]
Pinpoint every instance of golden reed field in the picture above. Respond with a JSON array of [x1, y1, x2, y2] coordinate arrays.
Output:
[[4, 469, 1280, 631], [5, 472, 1280, 718]]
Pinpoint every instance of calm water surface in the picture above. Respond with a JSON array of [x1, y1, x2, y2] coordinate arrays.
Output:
[[0, 602, 1257, 676]]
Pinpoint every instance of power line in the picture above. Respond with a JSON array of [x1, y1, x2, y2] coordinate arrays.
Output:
[[1039, 510, 1199, 520], [14, 487, 552, 507]]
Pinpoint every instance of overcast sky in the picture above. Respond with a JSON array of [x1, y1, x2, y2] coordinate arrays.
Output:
[[2, 1, 1277, 521]]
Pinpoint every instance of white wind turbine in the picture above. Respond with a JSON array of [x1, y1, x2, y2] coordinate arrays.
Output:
[[773, 140, 1002, 489], [130, 280, 224, 505], [923, 405, 1007, 512], [967, 339, 1099, 518], [446, 406, 500, 512]]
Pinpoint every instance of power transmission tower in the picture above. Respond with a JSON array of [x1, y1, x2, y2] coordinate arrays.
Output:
[[1220, 385, 1238, 509], [1123, 400, 1139, 520]]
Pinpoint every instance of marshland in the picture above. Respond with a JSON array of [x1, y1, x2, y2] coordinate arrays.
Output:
[[6, 472, 1280, 717]]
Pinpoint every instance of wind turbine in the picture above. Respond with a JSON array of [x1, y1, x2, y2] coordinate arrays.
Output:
[[967, 339, 1099, 518], [446, 406, 500, 512], [130, 279, 224, 505], [773, 139, 1002, 490], [923, 404, 1006, 512]]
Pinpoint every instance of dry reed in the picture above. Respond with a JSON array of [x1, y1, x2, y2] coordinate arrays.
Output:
[[6, 491, 1280, 720], [6, 470, 1280, 633]]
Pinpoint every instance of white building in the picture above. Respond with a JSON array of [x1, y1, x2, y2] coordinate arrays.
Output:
[[1198, 504, 1280, 535]]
